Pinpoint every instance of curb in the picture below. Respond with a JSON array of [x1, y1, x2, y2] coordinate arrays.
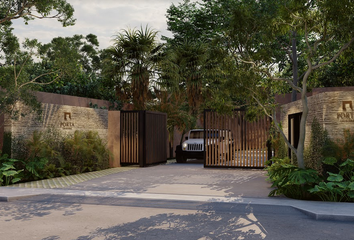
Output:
[[1, 189, 353, 222]]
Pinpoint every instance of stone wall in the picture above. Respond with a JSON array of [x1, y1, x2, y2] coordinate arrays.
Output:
[[4, 102, 108, 148], [280, 90, 354, 147]]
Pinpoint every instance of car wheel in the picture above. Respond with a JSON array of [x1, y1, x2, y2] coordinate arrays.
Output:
[[175, 145, 185, 163]]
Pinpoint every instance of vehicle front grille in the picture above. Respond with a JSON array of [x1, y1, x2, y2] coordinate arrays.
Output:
[[187, 143, 203, 151]]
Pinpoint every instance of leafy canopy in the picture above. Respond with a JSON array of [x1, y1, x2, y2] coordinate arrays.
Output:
[[0, 0, 75, 26]]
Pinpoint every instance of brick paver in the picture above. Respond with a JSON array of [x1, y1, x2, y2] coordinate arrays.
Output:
[[8, 166, 138, 189]]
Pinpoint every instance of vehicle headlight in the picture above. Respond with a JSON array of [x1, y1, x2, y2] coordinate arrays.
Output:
[[182, 142, 188, 150]]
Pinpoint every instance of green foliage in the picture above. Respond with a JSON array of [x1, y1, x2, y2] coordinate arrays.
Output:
[[8, 129, 110, 183], [62, 131, 110, 173], [321, 129, 354, 177], [1, 132, 12, 156], [103, 26, 163, 110], [0, 0, 75, 26], [160, 39, 221, 117], [0, 2, 76, 122], [314, 48, 354, 88], [266, 158, 321, 199], [0, 153, 23, 186], [17, 130, 61, 180], [24, 157, 48, 180], [309, 158, 354, 202], [330, 129, 354, 162], [269, 123, 288, 159], [219, 0, 354, 168], [165, 0, 238, 44], [304, 117, 328, 174], [268, 132, 354, 202]]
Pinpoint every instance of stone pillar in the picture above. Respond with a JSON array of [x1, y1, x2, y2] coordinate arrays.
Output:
[[108, 111, 121, 167]]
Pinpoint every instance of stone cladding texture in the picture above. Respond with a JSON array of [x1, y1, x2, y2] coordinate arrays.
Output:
[[280, 91, 354, 147], [4, 103, 108, 143]]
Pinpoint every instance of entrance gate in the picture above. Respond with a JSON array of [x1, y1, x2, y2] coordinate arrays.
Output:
[[120, 111, 167, 167], [204, 110, 271, 168]]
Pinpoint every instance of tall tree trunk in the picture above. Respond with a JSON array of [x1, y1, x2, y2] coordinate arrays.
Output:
[[296, 63, 312, 169], [291, 31, 298, 102]]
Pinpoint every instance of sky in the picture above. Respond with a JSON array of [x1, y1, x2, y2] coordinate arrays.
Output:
[[11, 0, 186, 50]]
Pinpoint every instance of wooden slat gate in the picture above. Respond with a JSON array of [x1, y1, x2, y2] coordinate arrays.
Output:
[[204, 110, 271, 168], [120, 111, 167, 167]]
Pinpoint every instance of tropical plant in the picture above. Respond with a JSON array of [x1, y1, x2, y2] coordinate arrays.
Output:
[[19, 130, 61, 180], [62, 131, 110, 173], [309, 158, 354, 202], [331, 129, 354, 162], [266, 158, 321, 199], [103, 26, 163, 110], [0, 153, 23, 186], [161, 40, 215, 117]]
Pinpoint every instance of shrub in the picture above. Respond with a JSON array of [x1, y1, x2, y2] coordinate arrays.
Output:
[[265, 158, 321, 200], [269, 123, 287, 159], [304, 117, 328, 175], [321, 129, 354, 178], [0, 152, 23, 186], [1, 132, 12, 156], [309, 158, 354, 202], [328, 129, 354, 162], [62, 131, 110, 173], [16, 130, 63, 181], [7, 129, 110, 183]]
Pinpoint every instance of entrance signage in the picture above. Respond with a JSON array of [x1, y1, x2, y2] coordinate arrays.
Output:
[[337, 101, 354, 122], [60, 112, 75, 129]]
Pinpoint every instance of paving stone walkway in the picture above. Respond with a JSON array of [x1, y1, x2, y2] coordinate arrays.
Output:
[[8, 166, 138, 189]]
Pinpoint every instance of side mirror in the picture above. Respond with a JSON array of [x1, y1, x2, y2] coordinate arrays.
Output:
[[185, 136, 188, 140]]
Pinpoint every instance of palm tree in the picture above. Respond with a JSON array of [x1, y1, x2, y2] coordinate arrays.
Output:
[[163, 40, 212, 117], [103, 26, 163, 110]]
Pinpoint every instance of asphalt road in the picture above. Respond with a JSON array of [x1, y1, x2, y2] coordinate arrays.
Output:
[[1, 163, 353, 240], [0, 195, 353, 240]]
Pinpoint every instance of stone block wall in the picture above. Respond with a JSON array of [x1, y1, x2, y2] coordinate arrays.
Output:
[[280, 90, 354, 147], [4, 103, 108, 148]]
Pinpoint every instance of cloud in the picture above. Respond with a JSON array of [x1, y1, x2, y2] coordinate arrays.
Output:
[[11, 0, 182, 49]]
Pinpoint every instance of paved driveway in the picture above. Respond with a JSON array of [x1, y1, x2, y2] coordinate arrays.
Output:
[[65, 163, 273, 199]]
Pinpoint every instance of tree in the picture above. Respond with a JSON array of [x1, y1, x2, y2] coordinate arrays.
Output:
[[0, 0, 75, 26], [103, 26, 163, 110], [165, 40, 211, 116], [0, 0, 76, 121], [36, 34, 116, 101], [312, 47, 354, 88], [0, 35, 79, 121], [226, 0, 354, 168], [165, 0, 238, 44], [165, 0, 249, 112]]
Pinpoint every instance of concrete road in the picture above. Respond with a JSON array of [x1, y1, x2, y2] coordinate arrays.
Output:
[[0, 195, 353, 240], [1, 163, 354, 239]]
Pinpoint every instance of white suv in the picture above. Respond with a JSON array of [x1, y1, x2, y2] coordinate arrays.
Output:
[[176, 129, 204, 163], [175, 129, 234, 163]]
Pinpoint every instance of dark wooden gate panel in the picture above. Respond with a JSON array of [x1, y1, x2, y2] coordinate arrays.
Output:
[[120, 111, 167, 167], [145, 111, 167, 165], [120, 111, 140, 165], [204, 110, 270, 168]]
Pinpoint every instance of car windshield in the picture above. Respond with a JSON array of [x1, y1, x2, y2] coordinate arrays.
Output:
[[189, 131, 204, 139]]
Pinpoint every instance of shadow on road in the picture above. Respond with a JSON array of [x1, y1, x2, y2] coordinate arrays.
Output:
[[0, 200, 82, 222], [76, 203, 269, 240]]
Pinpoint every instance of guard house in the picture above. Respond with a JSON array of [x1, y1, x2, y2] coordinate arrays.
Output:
[[278, 87, 354, 149]]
